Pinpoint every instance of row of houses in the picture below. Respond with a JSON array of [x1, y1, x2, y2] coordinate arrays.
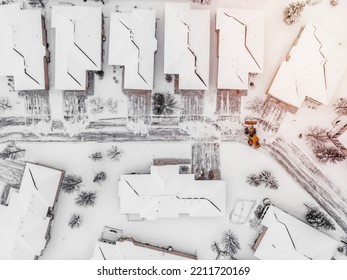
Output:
[[0, 2, 265, 92], [2, 3, 346, 113], [0, 159, 340, 260]]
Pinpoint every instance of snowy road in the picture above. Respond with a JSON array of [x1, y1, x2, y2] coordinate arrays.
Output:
[[264, 137, 347, 234]]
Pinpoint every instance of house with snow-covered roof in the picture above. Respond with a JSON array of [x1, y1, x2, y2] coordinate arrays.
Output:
[[252, 205, 339, 260], [3, 162, 64, 259], [0, 3, 48, 91], [267, 21, 347, 113], [216, 8, 264, 90], [108, 8, 157, 91], [118, 164, 226, 221], [51, 5, 102, 91], [91, 227, 197, 260], [164, 3, 210, 90]]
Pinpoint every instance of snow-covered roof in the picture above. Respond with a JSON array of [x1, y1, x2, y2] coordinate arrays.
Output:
[[164, 3, 210, 90], [8, 163, 64, 259], [119, 165, 226, 220], [108, 9, 157, 90], [91, 238, 196, 260], [254, 205, 339, 260], [216, 9, 264, 90], [267, 21, 347, 109], [51, 5, 102, 90], [0, 3, 46, 91]]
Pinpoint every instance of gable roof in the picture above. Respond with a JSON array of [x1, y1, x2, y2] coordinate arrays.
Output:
[[108, 9, 157, 90], [119, 165, 226, 220], [254, 205, 339, 260], [0, 3, 46, 90], [8, 163, 64, 259], [267, 21, 347, 109], [164, 3, 210, 90], [51, 5, 101, 90], [92, 238, 196, 260], [216, 8, 264, 90]]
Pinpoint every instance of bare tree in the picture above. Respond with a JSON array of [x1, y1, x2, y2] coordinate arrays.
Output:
[[0, 142, 25, 160], [61, 174, 83, 194], [283, 2, 306, 25], [93, 171, 106, 184], [304, 126, 330, 146], [0, 97, 12, 113], [68, 213, 83, 229], [107, 145, 123, 161], [106, 98, 118, 114], [333, 98, 347, 116], [75, 191, 97, 207], [313, 145, 346, 164], [221, 230, 240, 259], [211, 241, 223, 260], [245, 96, 265, 116], [89, 96, 106, 114], [89, 152, 103, 161]]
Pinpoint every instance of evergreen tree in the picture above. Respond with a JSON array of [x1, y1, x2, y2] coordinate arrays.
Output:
[[306, 207, 336, 231], [221, 230, 240, 258], [75, 191, 97, 207], [152, 93, 179, 115], [246, 173, 262, 187], [61, 174, 83, 194], [259, 170, 279, 190], [0, 141, 25, 160]]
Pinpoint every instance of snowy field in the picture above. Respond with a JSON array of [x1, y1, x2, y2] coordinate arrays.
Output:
[[1, 0, 347, 260]]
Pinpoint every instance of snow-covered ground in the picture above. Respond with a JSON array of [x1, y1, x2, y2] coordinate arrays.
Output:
[[1, 0, 347, 260]]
